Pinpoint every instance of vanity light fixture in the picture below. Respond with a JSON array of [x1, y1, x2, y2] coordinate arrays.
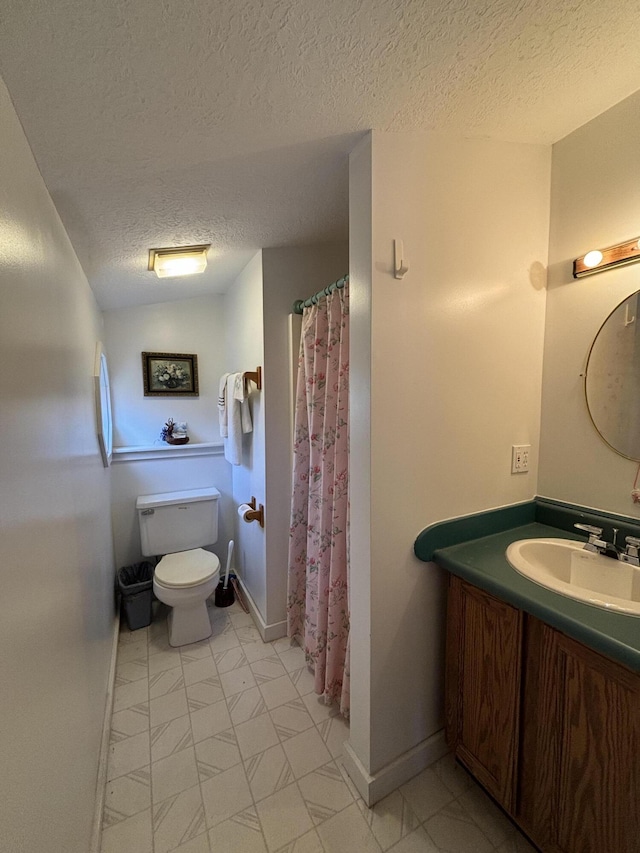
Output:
[[574, 237, 640, 278], [148, 244, 210, 278]]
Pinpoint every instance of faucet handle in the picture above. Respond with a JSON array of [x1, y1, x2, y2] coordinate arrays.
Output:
[[574, 523, 603, 535], [574, 523, 606, 552], [624, 536, 640, 565]]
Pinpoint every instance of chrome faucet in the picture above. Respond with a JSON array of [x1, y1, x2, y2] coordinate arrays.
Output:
[[574, 523, 640, 565]]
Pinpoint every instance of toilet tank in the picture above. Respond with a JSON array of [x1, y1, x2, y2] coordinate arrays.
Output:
[[136, 487, 220, 556]]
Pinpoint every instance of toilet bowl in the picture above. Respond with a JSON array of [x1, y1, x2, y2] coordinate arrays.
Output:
[[136, 486, 222, 647], [153, 548, 220, 646]]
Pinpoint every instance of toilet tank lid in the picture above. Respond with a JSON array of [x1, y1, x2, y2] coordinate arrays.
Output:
[[136, 486, 221, 510]]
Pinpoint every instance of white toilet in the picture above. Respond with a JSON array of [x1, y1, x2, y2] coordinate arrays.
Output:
[[136, 487, 221, 647]]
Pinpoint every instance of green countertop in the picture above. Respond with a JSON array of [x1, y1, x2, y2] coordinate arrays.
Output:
[[433, 521, 640, 672]]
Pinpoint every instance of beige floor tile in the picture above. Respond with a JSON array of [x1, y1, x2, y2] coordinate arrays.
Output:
[[289, 666, 316, 696], [237, 625, 264, 645], [115, 659, 149, 684], [275, 828, 325, 852], [208, 808, 267, 853], [170, 833, 211, 853], [316, 801, 382, 853], [214, 646, 249, 674], [209, 626, 241, 654], [251, 655, 287, 683], [270, 698, 315, 741], [107, 730, 150, 781], [148, 648, 183, 676], [358, 790, 420, 851], [180, 640, 215, 663], [187, 676, 225, 710], [195, 729, 242, 780], [151, 714, 193, 762], [190, 698, 232, 743], [282, 727, 332, 780], [117, 639, 148, 664], [103, 767, 151, 826], [387, 827, 440, 852], [235, 712, 280, 759], [400, 766, 456, 823], [317, 714, 350, 759], [424, 800, 494, 853], [183, 657, 218, 686], [151, 746, 199, 803], [432, 754, 473, 798], [110, 703, 150, 741], [220, 663, 257, 696], [243, 640, 277, 664], [457, 784, 517, 847], [101, 808, 153, 853], [254, 782, 314, 851], [259, 674, 299, 710], [153, 783, 206, 853], [245, 743, 294, 801], [300, 692, 339, 724], [150, 688, 189, 727], [227, 686, 267, 725], [297, 761, 354, 825], [201, 763, 253, 828], [113, 678, 148, 713], [150, 665, 185, 699], [277, 645, 307, 673]]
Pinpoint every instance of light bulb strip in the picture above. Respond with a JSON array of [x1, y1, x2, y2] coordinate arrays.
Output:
[[148, 244, 210, 278], [574, 237, 640, 278]]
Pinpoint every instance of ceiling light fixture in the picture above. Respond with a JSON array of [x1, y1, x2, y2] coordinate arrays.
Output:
[[573, 237, 640, 278], [148, 244, 210, 278]]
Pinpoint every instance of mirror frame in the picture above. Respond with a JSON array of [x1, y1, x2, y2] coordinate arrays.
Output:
[[584, 291, 640, 462], [94, 342, 113, 467]]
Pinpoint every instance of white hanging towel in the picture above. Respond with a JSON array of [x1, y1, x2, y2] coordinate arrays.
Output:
[[218, 372, 231, 438], [224, 372, 253, 465]]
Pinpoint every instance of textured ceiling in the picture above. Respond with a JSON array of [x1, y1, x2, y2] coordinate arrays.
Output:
[[1, 0, 640, 309]]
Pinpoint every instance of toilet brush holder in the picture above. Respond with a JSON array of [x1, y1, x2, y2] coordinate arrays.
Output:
[[214, 578, 235, 607], [214, 539, 235, 607]]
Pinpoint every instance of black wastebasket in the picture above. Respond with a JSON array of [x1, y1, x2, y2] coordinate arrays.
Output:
[[118, 561, 154, 630]]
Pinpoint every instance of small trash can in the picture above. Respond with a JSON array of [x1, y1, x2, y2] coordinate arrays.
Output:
[[117, 561, 154, 630]]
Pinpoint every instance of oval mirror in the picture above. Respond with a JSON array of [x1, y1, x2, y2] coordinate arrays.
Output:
[[585, 290, 640, 460], [94, 342, 113, 467]]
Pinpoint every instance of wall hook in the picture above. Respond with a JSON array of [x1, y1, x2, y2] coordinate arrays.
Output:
[[394, 239, 409, 279]]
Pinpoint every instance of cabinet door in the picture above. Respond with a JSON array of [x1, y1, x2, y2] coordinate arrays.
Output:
[[445, 575, 523, 811], [527, 624, 640, 853]]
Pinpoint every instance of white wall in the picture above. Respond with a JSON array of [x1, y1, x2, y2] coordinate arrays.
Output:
[[0, 77, 115, 853], [226, 252, 268, 617], [539, 89, 640, 517], [262, 244, 349, 627], [104, 295, 233, 568], [349, 132, 551, 783], [104, 294, 227, 446], [224, 246, 349, 633]]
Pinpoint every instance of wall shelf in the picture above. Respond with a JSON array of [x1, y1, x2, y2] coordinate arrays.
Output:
[[112, 442, 224, 463]]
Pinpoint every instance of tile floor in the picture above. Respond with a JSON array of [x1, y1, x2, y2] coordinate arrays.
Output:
[[101, 600, 538, 853]]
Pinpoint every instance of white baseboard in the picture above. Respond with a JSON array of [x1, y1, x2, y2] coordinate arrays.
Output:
[[90, 608, 120, 853], [235, 575, 287, 643], [342, 729, 448, 806]]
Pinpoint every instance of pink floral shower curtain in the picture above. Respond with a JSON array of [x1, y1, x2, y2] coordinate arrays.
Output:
[[287, 282, 350, 717]]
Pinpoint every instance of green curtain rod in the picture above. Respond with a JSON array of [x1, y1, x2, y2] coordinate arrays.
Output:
[[292, 274, 349, 315]]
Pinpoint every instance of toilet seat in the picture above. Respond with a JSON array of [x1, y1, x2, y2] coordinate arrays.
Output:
[[155, 548, 220, 588]]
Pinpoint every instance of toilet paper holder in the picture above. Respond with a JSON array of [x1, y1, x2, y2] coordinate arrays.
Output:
[[242, 496, 264, 528]]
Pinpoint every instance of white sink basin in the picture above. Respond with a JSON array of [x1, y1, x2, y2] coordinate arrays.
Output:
[[505, 538, 640, 616]]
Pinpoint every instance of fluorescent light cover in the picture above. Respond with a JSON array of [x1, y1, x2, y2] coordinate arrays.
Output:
[[148, 245, 210, 278], [574, 237, 640, 278]]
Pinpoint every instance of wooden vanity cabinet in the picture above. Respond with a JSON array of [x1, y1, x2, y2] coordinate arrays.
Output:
[[445, 575, 523, 811], [446, 575, 640, 853]]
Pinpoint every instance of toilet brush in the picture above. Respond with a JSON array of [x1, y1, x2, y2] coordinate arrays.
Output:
[[214, 539, 235, 607]]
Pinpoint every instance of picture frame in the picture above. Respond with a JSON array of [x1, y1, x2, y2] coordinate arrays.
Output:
[[142, 352, 199, 396]]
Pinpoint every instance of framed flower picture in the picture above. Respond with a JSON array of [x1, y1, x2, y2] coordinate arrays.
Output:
[[142, 352, 199, 396]]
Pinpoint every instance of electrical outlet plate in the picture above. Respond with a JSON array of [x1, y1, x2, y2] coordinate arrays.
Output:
[[512, 444, 530, 473]]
